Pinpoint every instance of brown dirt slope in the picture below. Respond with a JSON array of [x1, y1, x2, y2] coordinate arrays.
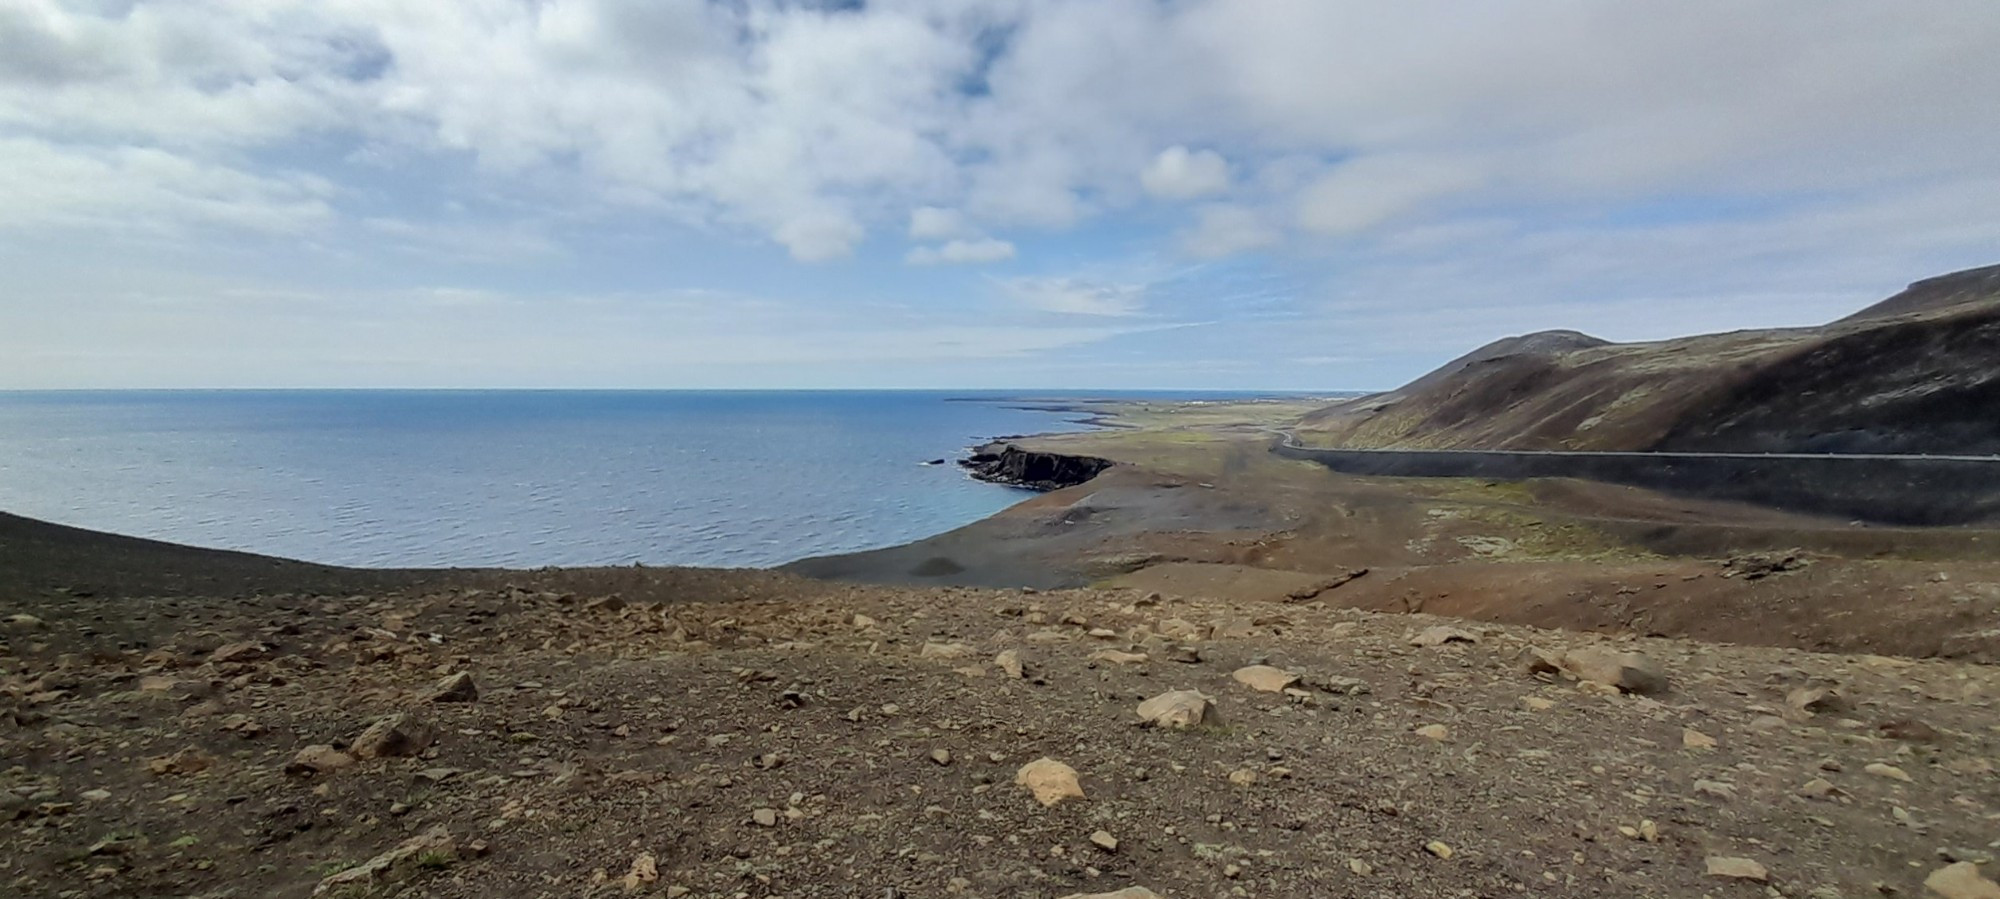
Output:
[[5, 573, 1998, 899], [1295, 262, 2000, 454]]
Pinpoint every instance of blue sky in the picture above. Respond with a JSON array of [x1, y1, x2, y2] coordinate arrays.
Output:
[[5, 0, 2000, 390]]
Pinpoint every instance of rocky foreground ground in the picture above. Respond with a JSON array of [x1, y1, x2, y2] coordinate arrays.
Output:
[[4, 575, 1998, 899]]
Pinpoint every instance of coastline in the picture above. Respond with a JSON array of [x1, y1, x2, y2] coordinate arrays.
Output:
[[8, 391, 2000, 660]]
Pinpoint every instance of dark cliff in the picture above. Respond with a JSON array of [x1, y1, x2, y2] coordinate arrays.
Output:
[[958, 444, 1114, 491]]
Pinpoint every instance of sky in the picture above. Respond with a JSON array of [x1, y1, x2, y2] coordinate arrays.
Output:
[[4, 1, 2000, 390]]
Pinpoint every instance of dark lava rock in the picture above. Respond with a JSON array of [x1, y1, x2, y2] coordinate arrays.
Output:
[[958, 444, 1113, 491]]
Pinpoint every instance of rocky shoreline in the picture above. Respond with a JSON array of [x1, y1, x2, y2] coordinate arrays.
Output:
[[957, 442, 1115, 491]]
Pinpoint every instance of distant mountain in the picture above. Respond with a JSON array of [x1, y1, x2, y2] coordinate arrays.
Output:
[[1836, 262, 2000, 322], [1294, 263, 2000, 454]]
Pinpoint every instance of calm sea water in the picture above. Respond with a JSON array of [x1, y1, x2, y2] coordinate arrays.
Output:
[[0, 390, 1240, 569]]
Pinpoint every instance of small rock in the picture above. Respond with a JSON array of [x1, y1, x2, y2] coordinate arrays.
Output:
[[1089, 649, 1149, 666], [1865, 762, 1914, 783], [1305, 673, 1368, 694], [1522, 696, 1556, 711], [428, 672, 478, 703], [1797, 777, 1838, 799], [1705, 856, 1769, 881], [1135, 690, 1216, 729], [995, 649, 1026, 679], [1788, 686, 1850, 716], [1413, 724, 1451, 742], [752, 808, 778, 827], [285, 745, 357, 777], [1410, 625, 1478, 647], [920, 642, 975, 660], [1925, 862, 2000, 899], [1056, 889, 1163, 899], [623, 853, 659, 891], [1879, 718, 1943, 742], [1518, 646, 1564, 676], [1231, 665, 1299, 693], [352, 713, 433, 760], [1089, 830, 1119, 852], [146, 748, 214, 777], [1682, 728, 1717, 750], [312, 827, 455, 895], [1560, 647, 1668, 694], [930, 749, 952, 766], [851, 613, 877, 629], [1016, 758, 1084, 807], [1694, 779, 1738, 801], [1425, 841, 1453, 859], [208, 641, 267, 665]]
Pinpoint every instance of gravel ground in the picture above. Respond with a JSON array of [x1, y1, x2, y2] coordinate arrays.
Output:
[[5, 576, 1997, 898]]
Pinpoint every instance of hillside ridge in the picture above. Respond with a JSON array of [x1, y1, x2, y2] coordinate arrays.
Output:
[[1296, 263, 2000, 454]]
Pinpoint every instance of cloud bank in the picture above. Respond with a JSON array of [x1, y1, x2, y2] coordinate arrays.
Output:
[[4, 1, 2000, 387]]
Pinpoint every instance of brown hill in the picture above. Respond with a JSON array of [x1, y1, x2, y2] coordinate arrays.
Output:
[[1295, 263, 2000, 453]]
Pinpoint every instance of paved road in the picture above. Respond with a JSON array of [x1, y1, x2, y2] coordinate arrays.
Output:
[[1269, 431, 2000, 463]]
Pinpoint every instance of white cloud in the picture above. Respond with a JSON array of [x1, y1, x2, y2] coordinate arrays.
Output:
[[0, 279, 1157, 387], [361, 217, 562, 262], [1180, 204, 1280, 258], [6, 1, 2000, 387], [8, 1, 2000, 260], [908, 206, 968, 240], [773, 208, 865, 262], [1141, 146, 1230, 200], [1001, 277, 1146, 317], [907, 238, 1017, 265], [0, 137, 331, 234], [1296, 155, 1485, 236]]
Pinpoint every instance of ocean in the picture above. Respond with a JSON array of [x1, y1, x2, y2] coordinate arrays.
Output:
[[0, 390, 1241, 569]]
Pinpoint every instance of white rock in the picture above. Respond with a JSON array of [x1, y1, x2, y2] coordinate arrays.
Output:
[[1926, 862, 2000, 899], [1409, 625, 1478, 647], [1135, 690, 1216, 729], [1704, 856, 1768, 881], [1015, 758, 1084, 807], [1865, 762, 1914, 783], [1560, 647, 1668, 694], [1231, 665, 1299, 693]]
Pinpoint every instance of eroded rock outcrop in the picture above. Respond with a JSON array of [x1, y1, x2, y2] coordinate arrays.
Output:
[[959, 444, 1114, 491]]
